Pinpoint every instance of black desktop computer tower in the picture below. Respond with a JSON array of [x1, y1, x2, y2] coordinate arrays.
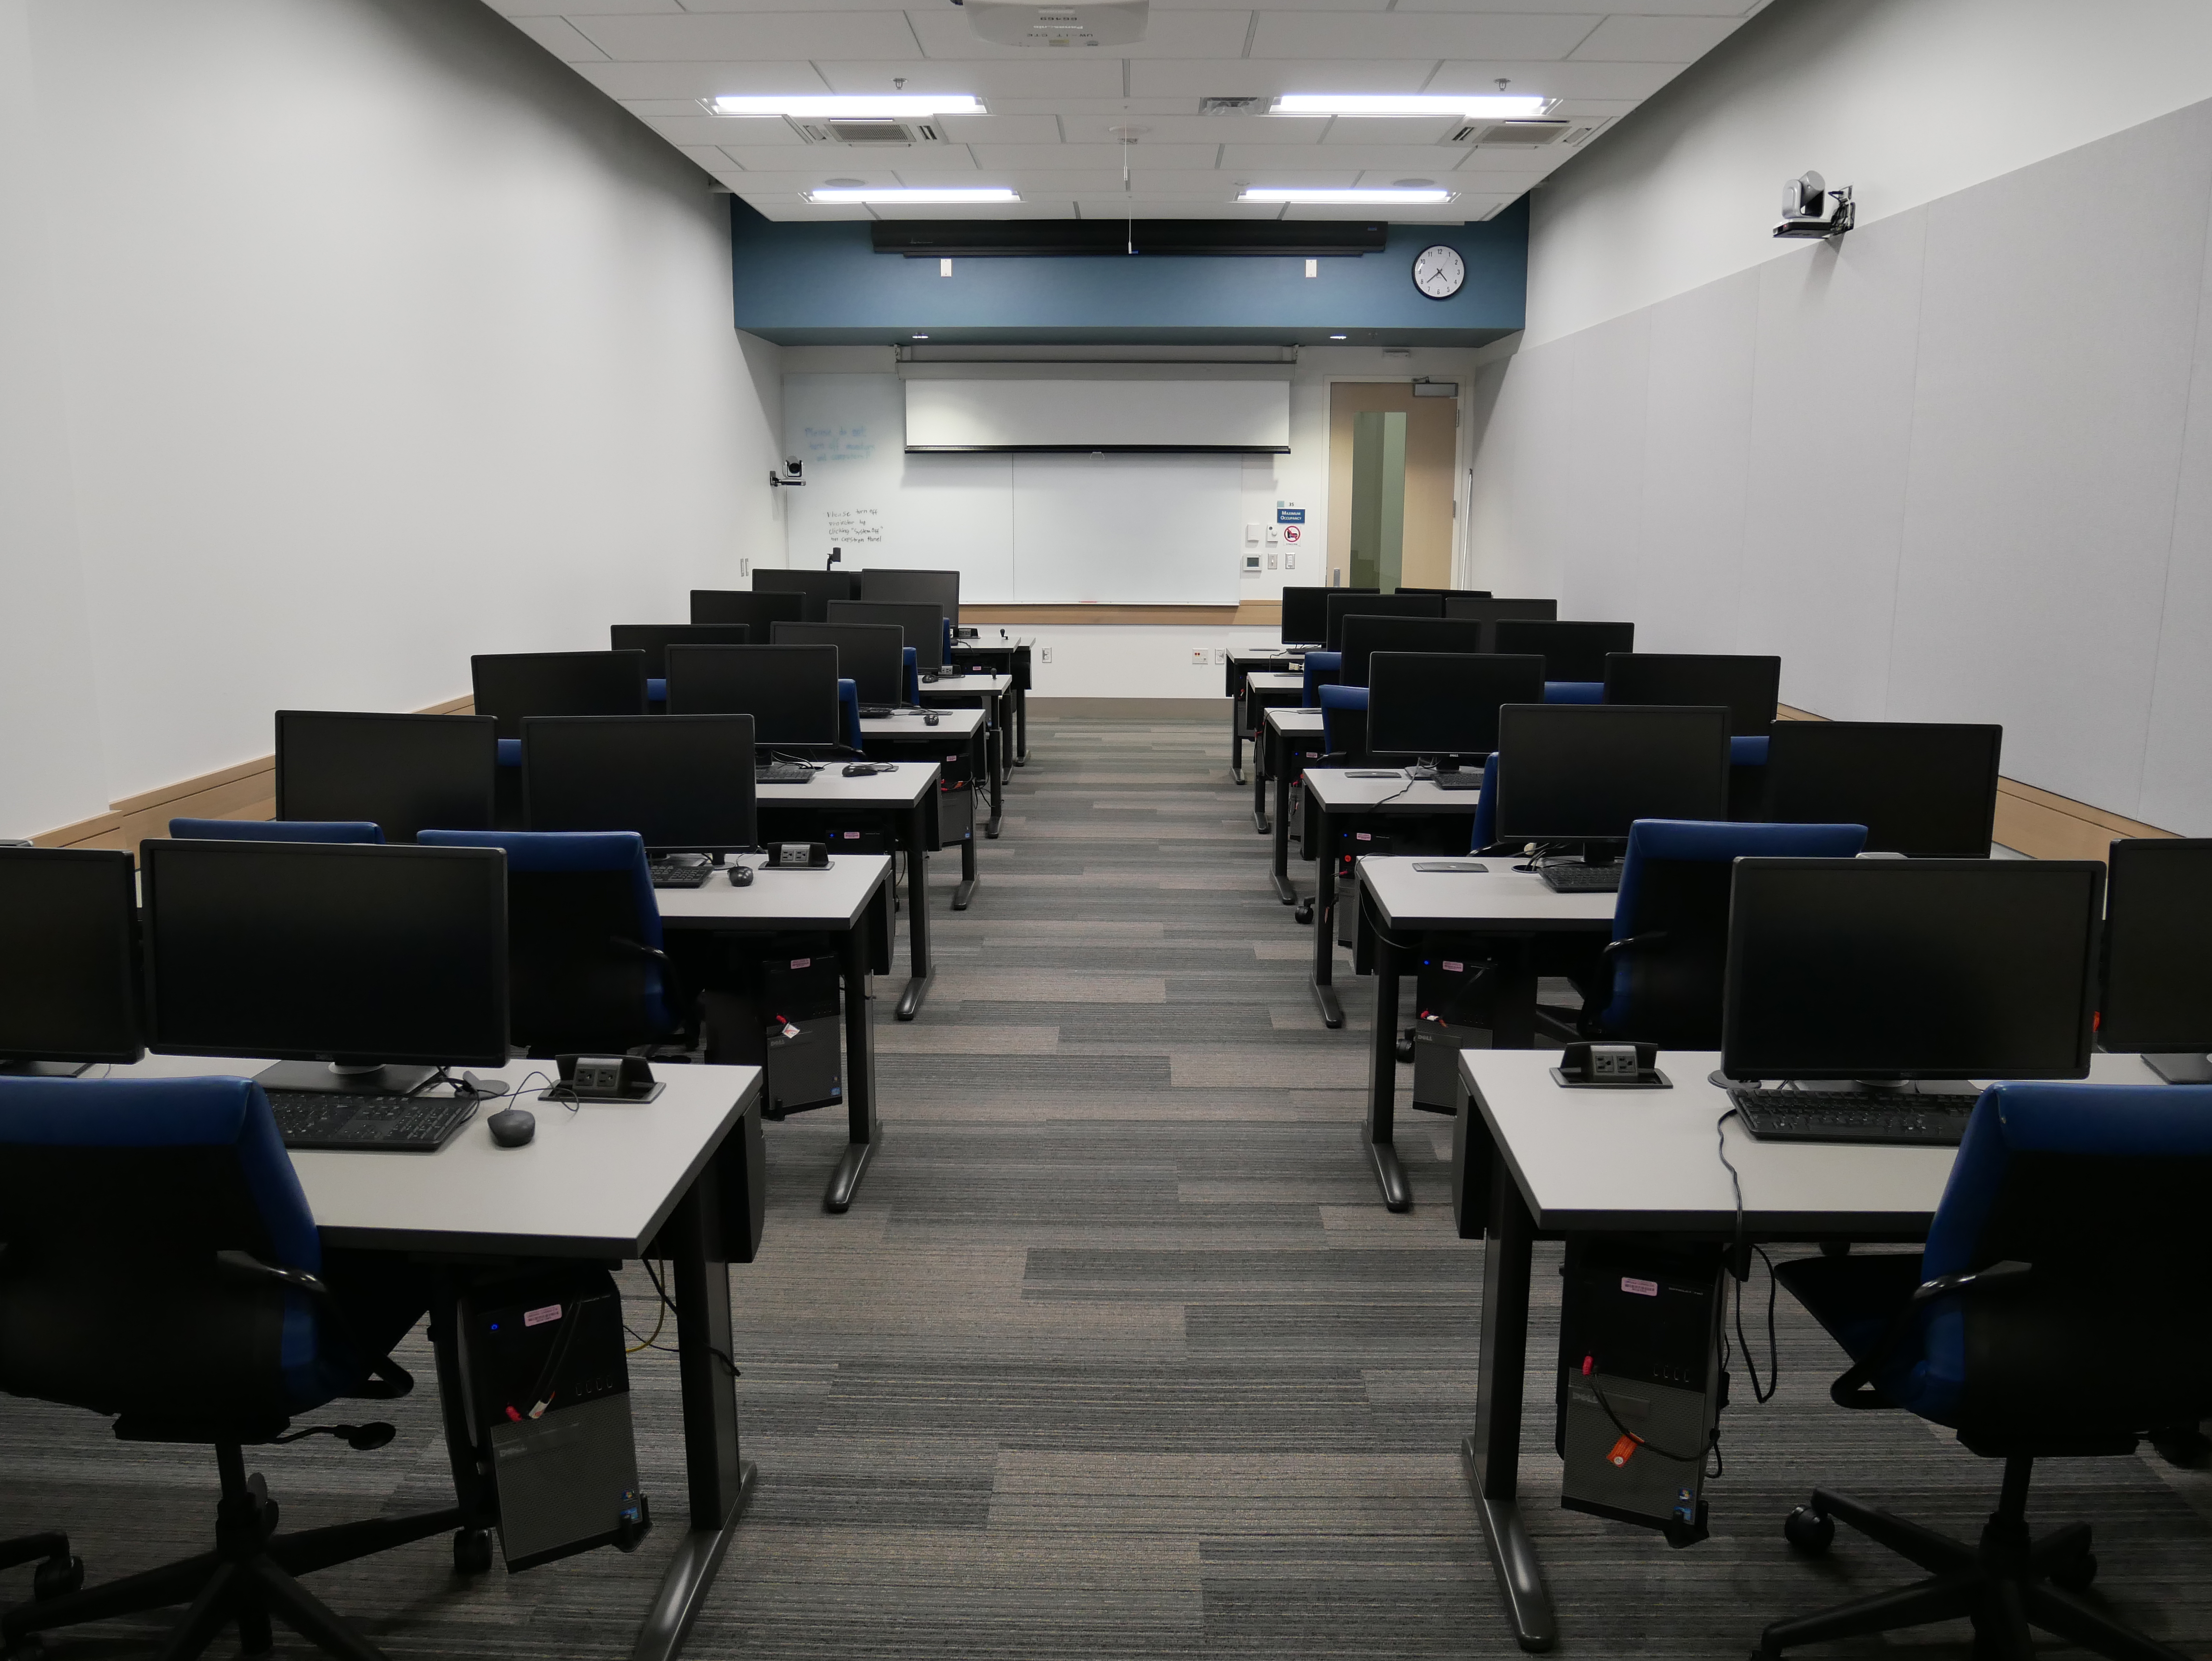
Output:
[[1410, 952, 1493, 1112], [1554, 1238, 1726, 1545], [458, 1267, 646, 1571], [692, 941, 844, 1119]]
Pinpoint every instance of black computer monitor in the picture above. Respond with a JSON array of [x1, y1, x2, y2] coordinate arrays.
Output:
[[0, 847, 142, 1075], [524, 714, 757, 857], [828, 600, 947, 672], [1394, 588, 1492, 598], [141, 838, 510, 1094], [1492, 703, 1732, 847], [1366, 653, 1546, 763], [1762, 721, 2002, 857], [276, 710, 497, 844], [609, 624, 751, 679], [1442, 596, 1559, 639], [1490, 620, 1636, 682], [773, 621, 905, 706], [664, 645, 840, 746], [754, 569, 860, 622], [1722, 857, 2103, 1084], [859, 567, 961, 624], [2098, 838, 2212, 1078], [691, 589, 805, 631], [470, 651, 647, 740], [1323, 591, 1442, 651], [1338, 616, 1487, 687], [1604, 653, 1781, 739], [1279, 585, 1351, 647]]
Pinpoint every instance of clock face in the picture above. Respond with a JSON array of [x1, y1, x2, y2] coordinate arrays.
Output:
[[1413, 244, 1465, 300]]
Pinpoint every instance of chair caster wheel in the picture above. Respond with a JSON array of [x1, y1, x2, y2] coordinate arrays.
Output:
[[452, 1527, 494, 1576], [1818, 1240, 1851, 1258], [2049, 1550, 2097, 1592], [1394, 1034, 1416, 1064], [1783, 1506, 1835, 1555], [31, 1555, 82, 1602], [614, 1493, 652, 1554], [1293, 900, 1315, 926]]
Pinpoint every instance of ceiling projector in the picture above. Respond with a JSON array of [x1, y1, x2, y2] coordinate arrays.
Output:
[[962, 1, 1148, 48]]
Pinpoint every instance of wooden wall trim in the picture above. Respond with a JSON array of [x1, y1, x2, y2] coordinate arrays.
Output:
[[963, 602, 1281, 626]]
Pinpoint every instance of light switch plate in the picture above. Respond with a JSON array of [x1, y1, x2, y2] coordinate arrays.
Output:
[[1267, 553, 1278, 570], [1040, 647, 1053, 664]]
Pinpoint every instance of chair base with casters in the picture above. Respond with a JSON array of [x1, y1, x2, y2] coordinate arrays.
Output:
[[0, 1532, 82, 1609], [1753, 1451, 2182, 1661]]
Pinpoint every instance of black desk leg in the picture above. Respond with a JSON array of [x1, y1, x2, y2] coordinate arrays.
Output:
[[1493, 939, 1537, 1050], [953, 731, 982, 910], [633, 1165, 754, 1661], [985, 697, 1005, 839], [1271, 749, 1297, 904], [1230, 688, 1246, 785], [1252, 730, 1269, 834], [896, 798, 932, 1021], [1309, 817, 1343, 1029], [1461, 1162, 1555, 1653], [1012, 685, 1027, 766], [826, 923, 881, 1213], [1365, 934, 1411, 1212]]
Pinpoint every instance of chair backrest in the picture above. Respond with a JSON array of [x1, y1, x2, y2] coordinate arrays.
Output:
[[0, 1074, 330, 1424], [1470, 751, 1501, 851], [1317, 683, 1369, 759], [1597, 819, 1866, 1044], [169, 818, 383, 844], [1301, 651, 1342, 708], [417, 830, 672, 1054], [1906, 1081, 2212, 1438], [839, 679, 864, 751]]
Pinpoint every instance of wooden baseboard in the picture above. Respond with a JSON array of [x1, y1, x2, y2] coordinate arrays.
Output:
[[963, 602, 1282, 627], [33, 694, 476, 859]]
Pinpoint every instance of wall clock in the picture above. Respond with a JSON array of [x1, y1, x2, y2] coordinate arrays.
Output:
[[1412, 244, 1464, 300]]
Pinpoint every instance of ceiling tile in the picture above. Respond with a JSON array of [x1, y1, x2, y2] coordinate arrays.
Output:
[[481, 0, 679, 15], [814, 59, 1128, 98], [1315, 116, 1463, 145], [1248, 12, 1601, 59], [1393, 0, 1754, 11], [1222, 142, 1474, 170], [567, 12, 921, 60], [570, 60, 829, 99], [933, 113, 1065, 144], [1056, 113, 1331, 144], [1426, 58, 1689, 99], [907, 10, 1255, 60], [970, 143, 1224, 170], [1569, 13, 1744, 61], [1130, 59, 1435, 97], [505, 15, 608, 60]]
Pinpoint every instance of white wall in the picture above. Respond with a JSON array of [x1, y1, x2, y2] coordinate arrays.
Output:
[[1468, 0, 2212, 832], [0, 0, 783, 838]]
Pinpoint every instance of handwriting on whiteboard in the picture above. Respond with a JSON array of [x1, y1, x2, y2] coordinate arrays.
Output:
[[824, 507, 883, 545], [801, 422, 878, 464]]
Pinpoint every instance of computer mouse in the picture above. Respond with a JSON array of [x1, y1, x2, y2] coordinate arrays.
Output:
[[487, 1108, 536, 1148], [727, 864, 754, 886], [923, 711, 940, 726]]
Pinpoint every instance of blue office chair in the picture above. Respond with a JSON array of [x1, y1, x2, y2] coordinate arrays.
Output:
[[418, 829, 685, 1055], [902, 646, 920, 707], [0, 1075, 460, 1661], [646, 676, 668, 706], [1468, 751, 1501, 852], [168, 818, 383, 844], [1542, 680, 1605, 704], [838, 677, 865, 751], [1301, 651, 1342, 707], [1317, 682, 1369, 757], [1753, 1081, 2212, 1661], [1584, 820, 1866, 1047]]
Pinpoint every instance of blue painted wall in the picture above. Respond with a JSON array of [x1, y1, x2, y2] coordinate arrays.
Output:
[[728, 200, 1526, 346]]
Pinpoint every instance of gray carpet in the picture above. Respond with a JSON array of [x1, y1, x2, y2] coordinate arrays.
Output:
[[5, 715, 2211, 1658]]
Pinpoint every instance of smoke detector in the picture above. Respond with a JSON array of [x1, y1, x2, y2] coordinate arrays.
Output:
[[964, 1, 1148, 48]]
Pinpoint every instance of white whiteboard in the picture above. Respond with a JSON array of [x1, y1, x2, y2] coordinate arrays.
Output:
[[905, 377, 1290, 452], [1010, 454, 1243, 603]]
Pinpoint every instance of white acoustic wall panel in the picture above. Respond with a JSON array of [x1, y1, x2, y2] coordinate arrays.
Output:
[[904, 377, 1291, 452]]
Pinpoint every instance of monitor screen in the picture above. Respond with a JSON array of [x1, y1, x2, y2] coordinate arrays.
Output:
[[1279, 585, 1344, 646], [142, 839, 509, 1069], [1394, 588, 1492, 598], [691, 589, 805, 631], [1605, 653, 1781, 738], [1323, 591, 1442, 651], [609, 624, 751, 679], [1443, 595, 1559, 633], [2098, 837, 2212, 1053], [828, 600, 947, 672], [470, 651, 646, 740], [1722, 858, 2103, 1082], [1492, 704, 1732, 843], [1490, 620, 1635, 682], [859, 567, 961, 623], [276, 710, 497, 844], [524, 714, 757, 854], [1367, 653, 1546, 760], [0, 848, 142, 1068], [753, 569, 860, 622], [773, 621, 905, 706], [1339, 615, 1487, 687], [1763, 721, 2002, 857], [664, 645, 840, 746]]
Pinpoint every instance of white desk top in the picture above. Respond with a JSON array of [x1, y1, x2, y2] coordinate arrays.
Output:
[[860, 708, 985, 739], [919, 673, 1010, 699], [655, 850, 889, 930], [758, 763, 936, 809], [1303, 767, 1487, 814], [1264, 707, 1325, 736], [952, 636, 1031, 650], [1247, 672, 1306, 694], [1464, 1048, 2166, 1238], [111, 1055, 758, 1258], [1360, 857, 1615, 932]]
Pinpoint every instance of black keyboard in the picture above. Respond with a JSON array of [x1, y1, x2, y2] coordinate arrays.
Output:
[[1538, 863, 1622, 894], [649, 861, 714, 888], [757, 764, 816, 785], [268, 1092, 478, 1152], [857, 705, 896, 720], [1732, 1090, 1975, 1147], [1430, 773, 1483, 792]]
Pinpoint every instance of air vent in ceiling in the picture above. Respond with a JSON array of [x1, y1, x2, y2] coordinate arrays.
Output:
[[1199, 96, 1263, 115], [794, 119, 943, 146], [1447, 118, 1607, 147]]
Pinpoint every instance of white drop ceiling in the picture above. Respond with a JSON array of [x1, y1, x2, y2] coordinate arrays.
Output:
[[482, 0, 1768, 224]]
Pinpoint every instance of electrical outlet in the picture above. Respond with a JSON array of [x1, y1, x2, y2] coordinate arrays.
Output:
[[739, 557, 750, 577], [1214, 647, 1228, 664], [1284, 551, 1295, 570], [1190, 649, 1208, 666], [1040, 647, 1053, 664]]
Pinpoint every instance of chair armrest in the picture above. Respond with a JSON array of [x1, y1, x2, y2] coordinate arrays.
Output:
[[1599, 930, 1668, 961], [214, 1251, 415, 1400], [1829, 1259, 2032, 1410]]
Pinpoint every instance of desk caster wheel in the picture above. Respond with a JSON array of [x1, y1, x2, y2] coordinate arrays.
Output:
[[614, 1494, 652, 1553], [1294, 899, 1314, 926], [452, 1528, 494, 1576], [1783, 1506, 1834, 1555], [32, 1554, 83, 1603]]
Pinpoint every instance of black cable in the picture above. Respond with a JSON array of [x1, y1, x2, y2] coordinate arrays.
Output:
[[639, 1258, 739, 1378], [1715, 1107, 1749, 1278], [1586, 1374, 1713, 1467], [1735, 1245, 1780, 1405]]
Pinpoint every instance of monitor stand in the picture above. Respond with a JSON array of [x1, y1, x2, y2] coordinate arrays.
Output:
[[2144, 1052, 2212, 1085], [253, 1060, 438, 1095], [0, 1059, 93, 1078]]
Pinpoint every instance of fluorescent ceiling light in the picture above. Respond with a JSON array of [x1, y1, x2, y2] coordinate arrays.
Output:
[[712, 94, 985, 118], [1240, 187, 1454, 205], [807, 187, 1020, 204], [1270, 94, 1549, 119]]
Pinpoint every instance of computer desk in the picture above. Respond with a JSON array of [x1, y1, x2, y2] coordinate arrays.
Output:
[[1261, 707, 1326, 904], [657, 852, 891, 1213], [918, 672, 1012, 838], [1355, 858, 1615, 1210], [758, 763, 940, 1022], [860, 708, 988, 910], [1242, 672, 1306, 830], [1226, 648, 1304, 783], [111, 1054, 764, 1661], [948, 636, 1031, 765], [1298, 768, 1487, 1029], [1453, 1046, 2164, 1654]]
